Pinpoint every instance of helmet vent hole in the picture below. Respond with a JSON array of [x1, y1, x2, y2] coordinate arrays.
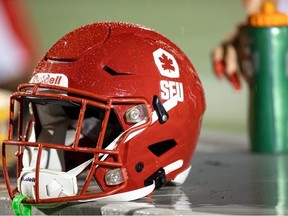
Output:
[[45, 56, 76, 63], [148, 139, 176, 157], [103, 66, 133, 76]]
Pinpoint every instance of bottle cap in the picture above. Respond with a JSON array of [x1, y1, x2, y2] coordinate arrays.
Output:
[[249, 1, 288, 26]]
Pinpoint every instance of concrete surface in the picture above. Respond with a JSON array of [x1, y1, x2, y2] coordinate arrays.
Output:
[[1, 131, 288, 215]]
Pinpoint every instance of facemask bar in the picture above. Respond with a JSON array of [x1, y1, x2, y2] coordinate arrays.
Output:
[[2, 83, 152, 204]]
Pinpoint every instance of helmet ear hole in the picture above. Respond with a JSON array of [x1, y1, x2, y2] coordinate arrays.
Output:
[[148, 139, 176, 157]]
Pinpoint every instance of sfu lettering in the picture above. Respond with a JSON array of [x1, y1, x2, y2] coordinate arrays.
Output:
[[160, 80, 184, 102]]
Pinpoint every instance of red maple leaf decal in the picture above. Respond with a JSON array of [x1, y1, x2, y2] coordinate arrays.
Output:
[[159, 53, 175, 71]]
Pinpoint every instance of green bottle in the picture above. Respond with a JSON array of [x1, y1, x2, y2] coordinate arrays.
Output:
[[245, 2, 288, 153]]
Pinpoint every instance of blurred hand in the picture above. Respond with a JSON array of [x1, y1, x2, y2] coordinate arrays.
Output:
[[212, 26, 242, 90], [211, 0, 263, 90]]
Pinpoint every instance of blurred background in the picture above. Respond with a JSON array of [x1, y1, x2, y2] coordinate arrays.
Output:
[[1, 0, 247, 145]]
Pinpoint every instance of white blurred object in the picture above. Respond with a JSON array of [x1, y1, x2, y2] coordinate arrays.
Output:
[[0, 0, 38, 87]]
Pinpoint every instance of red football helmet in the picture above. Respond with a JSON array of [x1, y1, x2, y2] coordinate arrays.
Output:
[[2, 22, 205, 206]]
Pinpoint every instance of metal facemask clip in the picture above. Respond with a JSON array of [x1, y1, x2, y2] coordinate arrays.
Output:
[[125, 104, 149, 124]]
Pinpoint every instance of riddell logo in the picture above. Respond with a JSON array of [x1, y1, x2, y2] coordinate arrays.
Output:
[[30, 73, 68, 87], [23, 176, 35, 182], [31, 74, 62, 85]]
